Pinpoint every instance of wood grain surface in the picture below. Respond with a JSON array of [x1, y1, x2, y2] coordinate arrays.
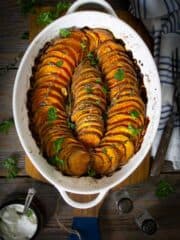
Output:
[[0, 175, 180, 240], [0, 1, 180, 239]]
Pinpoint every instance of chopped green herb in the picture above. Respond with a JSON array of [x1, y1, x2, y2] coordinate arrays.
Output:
[[37, 1, 71, 26], [102, 148, 107, 154], [3, 157, 19, 179], [156, 180, 175, 198], [56, 60, 63, 67], [67, 119, 76, 130], [37, 11, 54, 25], [0, 119, 14, 134], [102, 85, 108, 94], [128, 124, 141, 136], [54, 137, 64, 153], [55, 1, 71, 16], [50, 155, 65, 167], [21, 31, 29, 40], [26, 208, 33, 218], [48, 106, 57, 121], [80, 41, 87, 50], [87, 167, 96, 177], [85, 86, 93, 94], [130, 110, 140, 119], [59, 28, 71, 38], [95, 78, 101, 83], [114, 68, 125, 81], [95, 100, 101, 105], [87, 52, 98, 66]]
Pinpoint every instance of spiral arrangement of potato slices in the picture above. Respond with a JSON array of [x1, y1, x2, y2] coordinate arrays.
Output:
[[28, 27, 147, 177]]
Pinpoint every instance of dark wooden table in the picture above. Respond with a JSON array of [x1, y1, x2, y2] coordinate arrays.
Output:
[[0, 1, 180, 239]]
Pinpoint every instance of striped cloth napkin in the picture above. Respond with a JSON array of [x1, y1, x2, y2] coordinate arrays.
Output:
[[129, 0, 180, 169]]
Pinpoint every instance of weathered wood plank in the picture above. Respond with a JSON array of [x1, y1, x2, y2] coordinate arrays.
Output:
[[0, 70, 25, 175], [0, 175, 180, 239], [100, 175, 180, 240]]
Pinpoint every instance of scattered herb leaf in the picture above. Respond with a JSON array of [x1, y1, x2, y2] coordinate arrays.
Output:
[[0, 119, 14, 134], [102, 85, 108, 94], [130, 110, 140, 119], [56, 60, 63, 67], [59, 28, 71, 38], [37, 11, 54, 25], [26, 208, 33, 217], [87, 52, 98, 66], [37, 1, 71, 26], [50, 155, 64, 167], [88, 167, 96, 177], [102, 148, 107, 154], [54, 137, 64, 153], [114, 68, 125, 81], [95, 78, 101, 83], [21, 31, 29, 39], [85, 86, 93, 94], [55, 1, 71, 16], [3, 157, 19, 179], [156, 180, 175, 198], [95, 100, 101, 105], [48, 106, 57, 121], [128, 124, 141, 136], [80, 41, 87, 50], [67, 119, 76, 130]]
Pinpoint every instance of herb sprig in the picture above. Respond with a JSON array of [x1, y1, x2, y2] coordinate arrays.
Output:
[[54, 137, 64, 153], [0, 119, 14, 134], [49, 155, 65, 167], [48, 106, 57, 121], [37, 1, 71, 26], [59, 28, 71, 38], [67, 119, 76, 130], [87, 167, 96, 177], [85, 86, 93, 94], [128, 124, 141, 136], [87, 52, 98, 66], [56, 60, 63, 67], [3, 157, 19, 179], [130, 110, 140, 119], [114, 68, 125, 81], [155, 180, 175, 198]]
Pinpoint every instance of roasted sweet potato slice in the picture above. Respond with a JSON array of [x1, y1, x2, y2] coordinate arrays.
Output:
[[37, 57, 73, 76], [35, 65, 70, 81], [96, 40, 125, 58], [79, 132, 101, 147], [92, 150, 111, 175], [92, 28, 114, 42], [99, 146, 119, 173]]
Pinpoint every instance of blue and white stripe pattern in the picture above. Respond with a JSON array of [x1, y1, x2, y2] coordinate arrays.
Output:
[[130, 0, 180, 169]]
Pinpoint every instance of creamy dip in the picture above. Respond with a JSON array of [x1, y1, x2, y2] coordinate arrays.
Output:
[[0, 204, 38, 240]]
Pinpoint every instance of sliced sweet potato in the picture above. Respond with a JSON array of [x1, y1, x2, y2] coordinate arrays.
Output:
[[67, 149, 90, 176], [79, 132, 101, 147], [92, 28, 114, 43], [92, 150, 111, 174], [96, 40, 125, 58]]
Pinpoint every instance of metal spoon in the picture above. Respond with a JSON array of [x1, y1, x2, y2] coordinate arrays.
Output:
[[18, 188, 36, 215]]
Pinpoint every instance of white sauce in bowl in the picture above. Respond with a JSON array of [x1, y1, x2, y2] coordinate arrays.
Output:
[[0, 204, 38, 240]]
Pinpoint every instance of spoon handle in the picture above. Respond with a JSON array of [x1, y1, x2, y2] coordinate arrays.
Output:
[[23, 188, 36, 214]]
